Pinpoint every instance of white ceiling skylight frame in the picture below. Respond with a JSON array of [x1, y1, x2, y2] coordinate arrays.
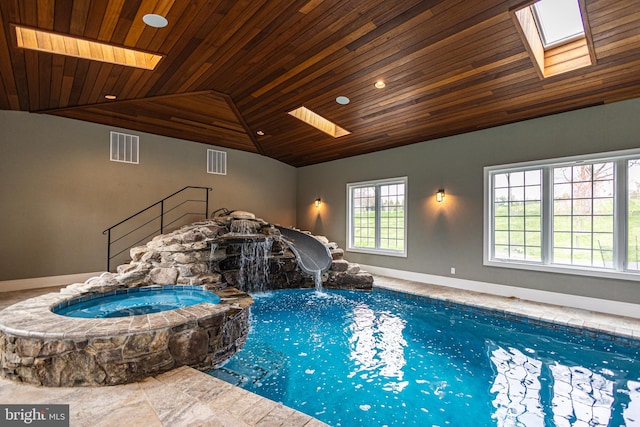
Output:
[[531, 0, 586, 49]]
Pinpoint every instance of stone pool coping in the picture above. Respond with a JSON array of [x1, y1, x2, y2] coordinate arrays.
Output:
[[51, 284, 222, 316], [0, 285, 254, 386], [0, 285, 251, 340], [373, 275, 640, 346]]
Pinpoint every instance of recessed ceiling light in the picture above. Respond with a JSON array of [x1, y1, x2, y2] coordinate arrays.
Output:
[[256, 130, 265, 136], [104, 94, 117, 100], [336, 96, 350, 105], [374, 80, 386, 89], [143, 14, 168, 28]]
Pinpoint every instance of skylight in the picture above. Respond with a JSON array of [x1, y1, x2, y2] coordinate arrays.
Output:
[[512, 0, 595, 78], [288, 106, 350, 138], [531, 0, 585, 48], [14, 26, 163, 70]]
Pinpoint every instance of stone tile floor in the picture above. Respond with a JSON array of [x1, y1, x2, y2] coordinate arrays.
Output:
[[1, 275, 640, 426], [0, 365, 327, 427], [0, 286, 327, 427]]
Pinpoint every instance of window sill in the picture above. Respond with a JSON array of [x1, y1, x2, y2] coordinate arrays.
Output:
[[347, 247, 407, 258], [484, 259, 640, 282]]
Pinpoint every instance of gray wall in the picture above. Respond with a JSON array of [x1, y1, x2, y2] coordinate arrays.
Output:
[[0, 111, 296, 280], [297, 98, 640, 304], [4, 98, 640, 304]]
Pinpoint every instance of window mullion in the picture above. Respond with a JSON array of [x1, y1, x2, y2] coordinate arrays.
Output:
[[375, 185, 381, 249], [542, 167, 553, 265], [591, 173, 595, 267], [490, 174, 496, 260], [348, 186, 354, 249], [615, 159, 627, 271]]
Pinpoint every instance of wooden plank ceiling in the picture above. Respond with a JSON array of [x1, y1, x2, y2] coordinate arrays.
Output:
[[1, 0, 640, 167]]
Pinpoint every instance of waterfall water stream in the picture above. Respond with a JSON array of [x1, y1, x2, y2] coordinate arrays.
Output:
[[208, 243, 218, 272], [238, 238, 273, 293], [313, 270, 323, 292]]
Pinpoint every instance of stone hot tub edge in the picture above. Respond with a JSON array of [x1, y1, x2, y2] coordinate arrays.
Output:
[[0, 285, 253, 387]]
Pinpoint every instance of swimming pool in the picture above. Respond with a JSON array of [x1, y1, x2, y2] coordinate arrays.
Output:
[[210, 289, 640, 427]]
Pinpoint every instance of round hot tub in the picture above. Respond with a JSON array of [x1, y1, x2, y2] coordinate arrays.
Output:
[[53, 286, 221, 318], [0, 285, 252, 387]]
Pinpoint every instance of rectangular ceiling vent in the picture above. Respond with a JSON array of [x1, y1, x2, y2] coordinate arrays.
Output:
[[207, 149, 227, 175], [110, 131, 139, 164]]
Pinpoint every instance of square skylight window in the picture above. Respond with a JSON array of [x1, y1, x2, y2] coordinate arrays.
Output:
[[531, 0, 585, 48]]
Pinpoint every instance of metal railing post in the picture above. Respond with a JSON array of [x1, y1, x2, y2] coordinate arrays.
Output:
[[205, 188, 210, 218], [106, 229, 111, 271], [160, 200, 164, 234]]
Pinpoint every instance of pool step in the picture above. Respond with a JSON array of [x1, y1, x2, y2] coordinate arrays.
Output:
[[210, 344, 287, 388]]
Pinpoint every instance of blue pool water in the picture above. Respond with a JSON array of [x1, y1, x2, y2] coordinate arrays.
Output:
[[210, 289, 640, 427], [54, 286, 221, 318]]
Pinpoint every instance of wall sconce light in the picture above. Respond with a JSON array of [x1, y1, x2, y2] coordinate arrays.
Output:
[[315, 198, 322, 208], [436, 189, 445, 203]]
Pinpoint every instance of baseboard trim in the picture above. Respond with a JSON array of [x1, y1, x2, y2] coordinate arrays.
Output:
[[361, 264, 640, 319], [0, 272, 104, 293]]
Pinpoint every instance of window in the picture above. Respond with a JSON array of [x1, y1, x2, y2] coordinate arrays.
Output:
[[485, 149, 640, 280], [629, 160, 640, 270], [347, 177, 407, 257], [552, 162, 614, 268], [493, 169, 542, 262]]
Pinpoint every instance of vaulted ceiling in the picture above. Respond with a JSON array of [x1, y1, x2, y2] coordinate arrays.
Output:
[[1, 0, 640, 167]]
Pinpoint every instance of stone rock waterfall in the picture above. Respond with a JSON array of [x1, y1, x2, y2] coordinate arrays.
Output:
[[105, 210, 373, 294]]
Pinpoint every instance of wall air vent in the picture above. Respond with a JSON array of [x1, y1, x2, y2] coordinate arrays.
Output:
[[207, 149, 227, 175], [110, 131, 139, 164]]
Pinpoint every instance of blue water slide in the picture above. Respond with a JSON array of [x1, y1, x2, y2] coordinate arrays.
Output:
[[275, 226, 332, 275]]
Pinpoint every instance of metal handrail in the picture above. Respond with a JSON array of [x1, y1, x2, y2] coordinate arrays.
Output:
[[102, 186, 212, 271]]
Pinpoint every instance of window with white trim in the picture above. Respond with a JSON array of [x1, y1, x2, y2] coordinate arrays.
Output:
[[629, 160, 640, 271], [485, 149, 640, 280], [493, 169, 542, 262], [347, 177, 407, 257], [552, 162, 614, 268]]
